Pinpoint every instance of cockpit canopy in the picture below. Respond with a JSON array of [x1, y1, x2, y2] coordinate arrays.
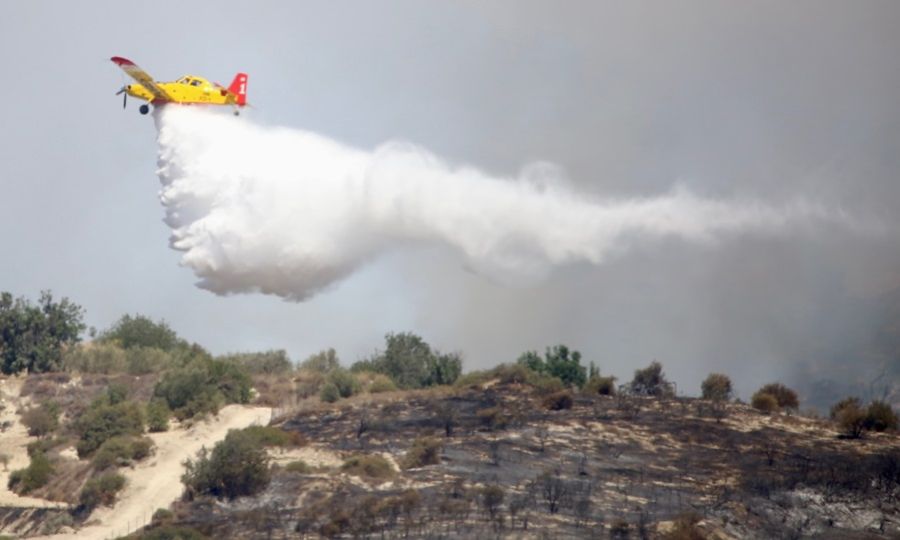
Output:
[[176, 76, 209, 87]]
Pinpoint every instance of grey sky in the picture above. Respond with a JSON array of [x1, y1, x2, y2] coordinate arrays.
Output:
[[2, 1, 899, 401]]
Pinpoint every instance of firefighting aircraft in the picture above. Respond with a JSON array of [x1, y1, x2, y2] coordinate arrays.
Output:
[[111, 56, 248, 115]]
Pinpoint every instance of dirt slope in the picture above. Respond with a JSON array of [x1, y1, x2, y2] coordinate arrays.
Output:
[[34, 404, 272, 540]]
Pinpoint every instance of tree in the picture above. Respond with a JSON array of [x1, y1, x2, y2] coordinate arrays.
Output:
[[182, 429, 271, 500], [300, 348, 340, 373], [353, 332, 461, 389], [701, 373, 733, 401], [630, 361, 674, 397], [99, 314, 184, 351], [0, 290, 85, 373], [516, 345, 587, 388], [755, 383, 799, 411]]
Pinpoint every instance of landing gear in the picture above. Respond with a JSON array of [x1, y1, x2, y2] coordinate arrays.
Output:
[[139, 104, 150, 115], [233, 109, 240, 116]]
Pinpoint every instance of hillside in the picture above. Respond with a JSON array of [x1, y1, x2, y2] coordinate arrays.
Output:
[[131, 378, 900, 538]]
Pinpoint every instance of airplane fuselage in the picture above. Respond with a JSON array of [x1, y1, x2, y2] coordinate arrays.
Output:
[[125, 75, 235, 105]]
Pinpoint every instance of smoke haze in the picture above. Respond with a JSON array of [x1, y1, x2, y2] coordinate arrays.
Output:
[[155, 107, 850, 302]]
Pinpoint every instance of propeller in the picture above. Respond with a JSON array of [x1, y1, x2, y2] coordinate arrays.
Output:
[[116, 86, 127, 109]]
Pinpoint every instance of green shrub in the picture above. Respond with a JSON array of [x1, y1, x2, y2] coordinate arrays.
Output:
[[341, 454, 394, 479], [153, 357, 252, 420], [92, 436, 154, 470], [295, 370, 326, 399], [367, 373, 397, 393], [75, 400, 145, 458], [751, 391, 779, 413], [863, 400, 898, 432], [21, 401, 60, 437], [701, 373, 732, 401], [327, 368, 361, 398], [584, 375, 617, 397], [543, 390, 574, 411], [285, 460, 311, 474], [126, 346, 173, 375], [151, 508, 174, 524], [146, 399, 170, 433], [350, 332, 461, 389], [218, 349, 293, 375], [137, 526, 208, 540], [630, 361, 674, 397], [182, 429, 270, 500], [400, 437, 443, 469], [319, 382, 340, 403], [62, 342, 127, 374], [79, 472, 125, 512], [7, 452, 53, 493], [300, 348, 340, 373], [240, 425, 305, 448], [756, 383, 799, 411], [99, 314, 184, 351], [517, 345, 587, 388]]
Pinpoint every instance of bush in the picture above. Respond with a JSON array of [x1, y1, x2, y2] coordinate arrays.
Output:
[[75, 400, 145, 457], [319, 382, 340, 403], [79, 472, 125, 512], [662, 511, 705, 540], [137, 526, 208, 540], [341, 454, 394, 479], [182, 429, 270, 500], [240, 425, 304, 448], [62, 342, 127, 374], [701, 373, 732, 401], [351, 332, 461, 389], [584, 375, 617, 396], [517, 345, 587, 388], [218, 349, 292, 375], [99, 314, 184, 351], [7, 452, 53, 493], [153, 357, 252, 420], [630, 361, 674, 397], [756, 383, 799, 411], [126, 346, 173, 375], [21, 401, 60, 437], [285, 460, 311, 474], [326, 368, 361, 399], [400, 437, 443, 469], [543, 390, 574, 411], [92, 436, 154, 470], [751, 391, 779, 413], [830, 397, 862, 420], [300, 348, 340, 373], [146, 399, 170, 433], [865, 400, 899, 432], [833, 399, 867, 438], [367, 373, 398, 393], [476, 407, 510, 430]]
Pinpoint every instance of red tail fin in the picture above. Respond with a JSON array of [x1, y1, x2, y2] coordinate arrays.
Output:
[[228, 73, 248, 106]]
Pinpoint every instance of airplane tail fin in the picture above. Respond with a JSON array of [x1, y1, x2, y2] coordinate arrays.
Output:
[[228, 73, 248, 106]]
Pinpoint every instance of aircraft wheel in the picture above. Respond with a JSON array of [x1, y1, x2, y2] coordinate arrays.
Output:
[[233, 110, 240, 116], [139, 104, 150, 115]]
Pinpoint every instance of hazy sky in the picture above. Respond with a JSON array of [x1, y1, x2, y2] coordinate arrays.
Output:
[[2, 1, 899, 400]]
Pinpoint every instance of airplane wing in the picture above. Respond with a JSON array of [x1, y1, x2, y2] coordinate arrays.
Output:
[[110, 56, 172, 101]]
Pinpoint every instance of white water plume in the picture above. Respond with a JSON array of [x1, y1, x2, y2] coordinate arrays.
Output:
[[154, 107, 840, 301]]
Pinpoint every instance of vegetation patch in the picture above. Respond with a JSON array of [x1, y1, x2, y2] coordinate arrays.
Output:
[[182, 429, 271, 500], [341, 454, 395, 480], [401, 436, 443, 469]]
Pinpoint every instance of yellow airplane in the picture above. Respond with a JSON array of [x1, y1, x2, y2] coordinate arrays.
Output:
[[111, 56, 248, 115]]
